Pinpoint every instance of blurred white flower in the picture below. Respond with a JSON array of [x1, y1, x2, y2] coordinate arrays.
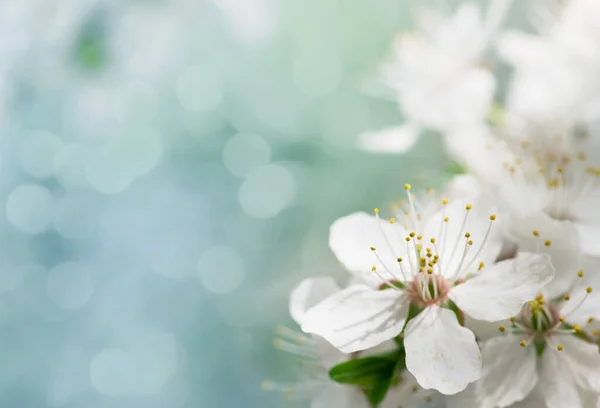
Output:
[[301, 188, 554, 394], [498, 0, 600, 138], [359, 0, 513, 154], [496, 145, 600, 257], [263, 277, 370, 408]]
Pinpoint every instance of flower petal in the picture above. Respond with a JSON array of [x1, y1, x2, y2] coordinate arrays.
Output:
[[357, 123, 421, 154], [329, 212, 408, 286], [476, 335, 538, 407], [538, 340, 582, 408], [574, 222, 600, 257], [548, 336, 600, 393], [450, 252, 555, 321], [404, 305, 481, 395], [301, 285, 408, 353], [422, 196, 502, 279], [290, 277, 340, 326]]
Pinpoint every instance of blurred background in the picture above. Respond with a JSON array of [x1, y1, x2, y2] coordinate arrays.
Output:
[[0, 0, 485, 407]]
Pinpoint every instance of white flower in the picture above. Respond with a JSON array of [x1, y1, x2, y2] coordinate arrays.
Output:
[[497, 0, 600, 134], [497, 145, 600, 257], [264, 276, 371, 408], [475, 266, 600, 408], [358, 1, 512, 154], [301, 187, 554, 395]]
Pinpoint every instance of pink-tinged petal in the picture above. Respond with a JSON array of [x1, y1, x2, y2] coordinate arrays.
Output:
[[329, 212, 409, 286], [450, 253, 554, 321], [301, 285, 408, 353], [404, 305, 481, 395], [357, 123, 421, 154], [477, 335, 538, 407], [290, 277, 340, 326]]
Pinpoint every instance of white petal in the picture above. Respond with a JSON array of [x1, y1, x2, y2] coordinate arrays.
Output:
[[404, 305, 481, 395], [450, 252, 554, 321], [329, 212, 408, 286], [477, 335, 538, 407], [422, 196, 502, 279], [575, 223, 600, 257], [290, 277, 340, 326], [301, 285, 408, 353], [561, 279, 600, 327], [538, 340, 582, 408], [508, 214, 582, 299], [357, 123, 421, 154], [550, 336, 600, 393]]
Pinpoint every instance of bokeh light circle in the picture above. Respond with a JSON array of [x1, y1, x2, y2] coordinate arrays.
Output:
[[46, 262, 94, 309], [198, 245, 245, 294], [176, 64, 223, 112], [238, 164, 296, 219], [18, 131, 62, 179], [222, 132, 271, 177], [90, 348, 135, 397], [6, 184, 54, 234]]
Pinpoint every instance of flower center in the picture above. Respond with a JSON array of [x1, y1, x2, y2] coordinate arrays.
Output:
[[517, 297, 561, 335], [407, 273, 449, 307]]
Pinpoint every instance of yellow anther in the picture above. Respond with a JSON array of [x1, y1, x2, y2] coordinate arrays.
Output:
[[533, 230, 540, 237], [510, 317, 516, 323], [465, 232, 471, 238], [404, 184, 411, 190], [587, 287, 593, 293], [544, 240, 551, 247], [588, 317, 594, 324], [427, 268, 433, 275], [578, 270, 584, 278], [490, 214, 497, 221], [559, 316, 565, 323], [557, 344, 563, 351], [574, 325, 582, 333], [557, 167, 564, 173], [426, 247, 431, 253], [478, 262, 485, 270], [389, 218, 395, 224], [374, 208, 379, 214], [467, 240, 473, 246], [564, 294, 571, 301], [409, 232, 416, 238], [466, 204, 472, 210], [442, 198, 448, 205], [417, 235, 422, 240], [498, 326, 505, 332], [444, 217, 449, 222], [371, 266, 377, 271], [430, 238, 436, 244], [370, 246, 376, 251], [520, 340, 527, 347], [593, 330, 599, 336], [405, 237, 411, 242], [397, 258, 403, 263]]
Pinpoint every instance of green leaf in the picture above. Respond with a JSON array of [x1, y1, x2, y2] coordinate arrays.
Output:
[[329, 349, 406, 407]]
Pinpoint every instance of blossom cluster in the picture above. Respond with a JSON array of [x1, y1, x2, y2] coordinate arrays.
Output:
[[267, 0, 600, 407]]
